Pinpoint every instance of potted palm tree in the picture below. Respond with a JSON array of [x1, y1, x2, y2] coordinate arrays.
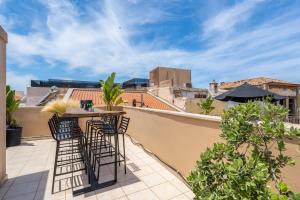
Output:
[[6, 85, 22, 147], [101, 72, 123, 111]]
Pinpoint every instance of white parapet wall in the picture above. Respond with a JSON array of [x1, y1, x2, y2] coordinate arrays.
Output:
[[12, 105, 300, 191], [123, 106, 300, 192], [13, 106, 52, 138]]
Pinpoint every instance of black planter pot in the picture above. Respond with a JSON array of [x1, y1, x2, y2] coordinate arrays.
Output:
[[6, 127, 22, 147]]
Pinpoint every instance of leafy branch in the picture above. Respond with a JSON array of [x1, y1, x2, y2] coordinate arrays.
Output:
[[188, 101, 300, 200]]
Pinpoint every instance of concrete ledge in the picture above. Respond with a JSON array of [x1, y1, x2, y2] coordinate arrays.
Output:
[[0, 26, 7, 43], [13, 106, 52, 138], [123, 106, 221, 122]]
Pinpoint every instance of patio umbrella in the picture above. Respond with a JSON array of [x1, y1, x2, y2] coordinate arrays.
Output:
[[215, 82, 285, 103]]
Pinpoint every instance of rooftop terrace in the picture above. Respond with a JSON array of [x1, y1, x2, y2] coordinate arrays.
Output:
[[1, 137, 194, 200]]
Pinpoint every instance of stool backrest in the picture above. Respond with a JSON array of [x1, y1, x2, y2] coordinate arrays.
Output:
[[119, 116, 130, 134], [48, 115, 59, 141]]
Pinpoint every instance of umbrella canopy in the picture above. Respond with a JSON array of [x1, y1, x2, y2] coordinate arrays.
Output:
[[215, 82, 285, 102]]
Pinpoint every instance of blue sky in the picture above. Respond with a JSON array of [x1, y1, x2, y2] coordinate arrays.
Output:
[[1, 0, 300, 91]]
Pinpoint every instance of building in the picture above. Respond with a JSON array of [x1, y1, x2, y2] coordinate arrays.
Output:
[[150, 66, 192, 88], [25, 79, 101, 106], [31, 79, 101, 88], [210, 77, 300, 116], [122, 78, 149, 89], [148, 66, 207, 111]]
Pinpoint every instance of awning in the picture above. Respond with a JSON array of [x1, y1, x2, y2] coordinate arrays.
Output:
[[215, 82, 285, 102]]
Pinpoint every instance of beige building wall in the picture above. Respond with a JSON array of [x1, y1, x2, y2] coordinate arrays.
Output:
[[150, 67, 191, 88], [0, 26, 7, 185], [13, 107, 52, 138], [185, 98, 225, 116], [150, 87, 174, 103]]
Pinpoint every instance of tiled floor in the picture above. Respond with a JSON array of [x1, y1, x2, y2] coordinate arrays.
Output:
[[0, 136, 194, 200]]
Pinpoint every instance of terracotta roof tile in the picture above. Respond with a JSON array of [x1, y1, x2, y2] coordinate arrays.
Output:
[[220, 77, 300, 89], [70, 89, 176, 111]]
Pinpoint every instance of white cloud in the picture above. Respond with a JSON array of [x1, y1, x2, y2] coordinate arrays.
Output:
[[4, 0, 300, 87], [203, 0, 264, 38], [7, 71, 37, 91]]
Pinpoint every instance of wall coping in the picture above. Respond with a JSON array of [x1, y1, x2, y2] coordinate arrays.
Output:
[[0, 26, 7, 43], [123, 106, 222, 122], [19, 106, 43, 109]]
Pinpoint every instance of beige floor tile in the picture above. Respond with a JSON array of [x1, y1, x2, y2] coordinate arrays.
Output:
[[50, 191, 66, 200], [0, 185, 10, 199], [121, 181, 148, 195], [184, 191, 195, 199], [151, 182, 182, 199], [73, 191, 98, 200], [4, 192, 36, 200], [129, 159, 146, 168], [157, 169, 177, 181], [127, 189, 159, 200], [140, 173, 166, 187], [171, 194, 190, 200], [132, 165, 154, 177], [97, 186, 125, 200], [14, 172, 43, 184], [34, 189, 50, 200], [4, 181, 39, 199], [149, 162, 165, 171], [116, 196, 128, 200], [170, 179, 191, 193], [5, 138, 189, 200]]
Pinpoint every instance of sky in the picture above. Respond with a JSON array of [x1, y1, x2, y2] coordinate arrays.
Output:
[[1, 0, 300, 91]]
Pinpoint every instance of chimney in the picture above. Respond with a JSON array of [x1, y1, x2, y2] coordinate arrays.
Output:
[[209, 80, 218, 93], [141, 94, 144, 107]]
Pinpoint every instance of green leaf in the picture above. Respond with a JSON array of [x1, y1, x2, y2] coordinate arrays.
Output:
[[6, 85, 20, 127], [100, 73, 123, 111]]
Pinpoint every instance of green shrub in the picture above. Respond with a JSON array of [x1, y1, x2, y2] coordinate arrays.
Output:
[[197, 96, 215, 115], [188, 101, 300, 200]]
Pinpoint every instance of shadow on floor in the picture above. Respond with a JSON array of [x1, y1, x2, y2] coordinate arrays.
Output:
[[0, 170, 49, 200], [52, 161, 141, 198]]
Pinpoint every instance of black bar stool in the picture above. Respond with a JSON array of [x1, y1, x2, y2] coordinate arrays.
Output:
[[48, 114, 87, 194], [90, 116, 130, 180]]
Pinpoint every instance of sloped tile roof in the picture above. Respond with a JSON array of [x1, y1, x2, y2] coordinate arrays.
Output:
[[70, 89, 176, 111], [220, 77, 300, 89]]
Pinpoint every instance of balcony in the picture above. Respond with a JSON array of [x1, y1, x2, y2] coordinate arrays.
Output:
[[1, 106, 300, 199], [1, 137, 194, 200]]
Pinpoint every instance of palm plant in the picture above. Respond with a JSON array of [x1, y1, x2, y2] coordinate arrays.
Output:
[[100, 72, 123, 111], [6, 85, 20, 128]]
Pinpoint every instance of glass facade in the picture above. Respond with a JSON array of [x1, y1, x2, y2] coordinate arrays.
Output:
[[122, 78, 149, 89], [31, 79, 101, 88]]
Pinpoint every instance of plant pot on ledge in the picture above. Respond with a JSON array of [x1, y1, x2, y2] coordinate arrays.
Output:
[[6, 127, 22, 147]]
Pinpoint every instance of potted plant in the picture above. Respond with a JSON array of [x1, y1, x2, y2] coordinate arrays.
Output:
[[6, 85, 22, 147]]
